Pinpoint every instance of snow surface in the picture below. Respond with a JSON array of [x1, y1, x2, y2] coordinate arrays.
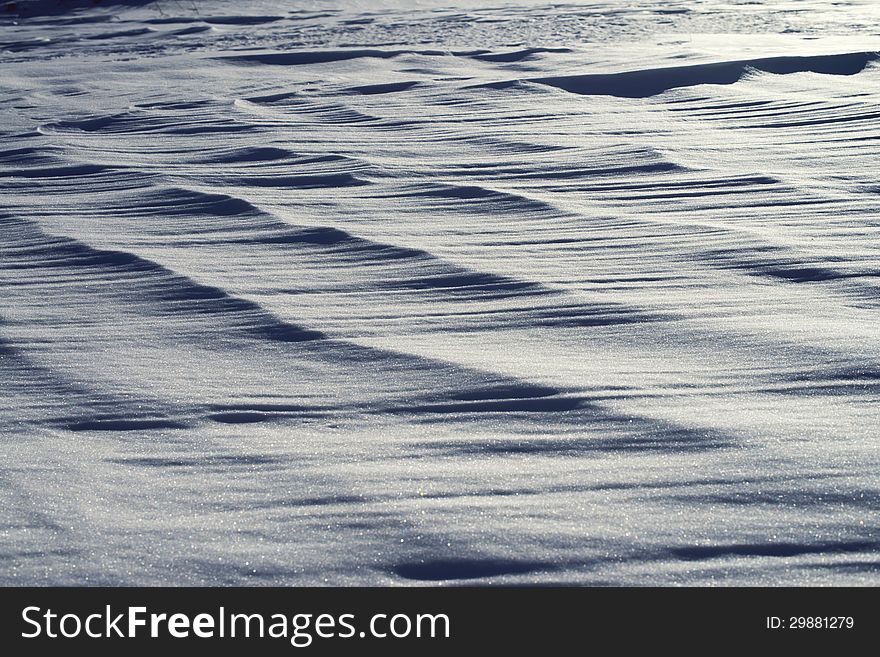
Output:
[[1, 0, 879, 585]]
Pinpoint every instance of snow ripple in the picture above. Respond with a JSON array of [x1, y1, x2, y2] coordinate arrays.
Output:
[[1, 0, 878, 585]]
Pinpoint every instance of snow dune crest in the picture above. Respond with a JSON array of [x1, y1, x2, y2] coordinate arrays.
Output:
[[525, 51, 880, 97]]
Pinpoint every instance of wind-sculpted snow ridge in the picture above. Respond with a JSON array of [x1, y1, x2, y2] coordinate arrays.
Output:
[[1, 0, 879, 585], [506, 51, 880, 97]]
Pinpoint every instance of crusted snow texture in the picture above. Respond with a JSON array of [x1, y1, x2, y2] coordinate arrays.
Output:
[[1, 0, 879, 585]]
